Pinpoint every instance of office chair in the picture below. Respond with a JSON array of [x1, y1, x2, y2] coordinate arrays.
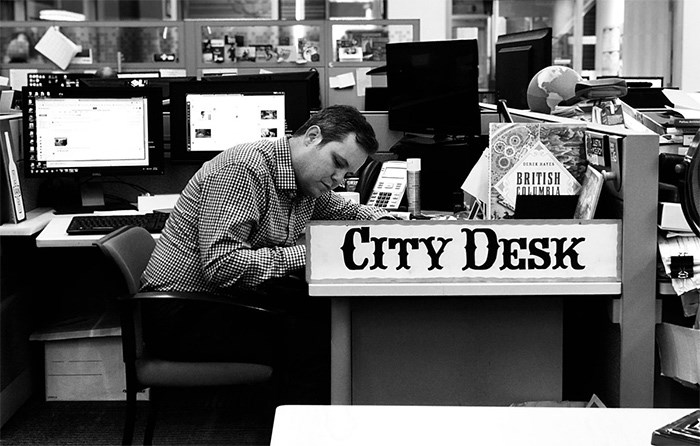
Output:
[[94, 225, 282, 445]]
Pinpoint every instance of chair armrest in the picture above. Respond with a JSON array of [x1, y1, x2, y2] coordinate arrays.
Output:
[[120, 291, 285, 315]]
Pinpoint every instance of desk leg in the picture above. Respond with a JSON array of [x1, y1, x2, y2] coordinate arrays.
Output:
[[330, 297, 351, 405]]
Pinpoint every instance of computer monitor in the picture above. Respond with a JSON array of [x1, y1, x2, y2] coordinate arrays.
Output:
[[171, 71, 320, 162], [202, 69, 321, 126], [177, 89, 286, 159], [78, 76, 198, 100], [22, 87, 164, 212], [495, 27, 552, 110], [386, 39, 481, 141]]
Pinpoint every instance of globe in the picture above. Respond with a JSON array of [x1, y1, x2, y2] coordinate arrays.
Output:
[[526, 66, 583, 114]]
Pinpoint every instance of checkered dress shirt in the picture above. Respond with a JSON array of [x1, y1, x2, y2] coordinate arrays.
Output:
[[141, 136, 386, 293]]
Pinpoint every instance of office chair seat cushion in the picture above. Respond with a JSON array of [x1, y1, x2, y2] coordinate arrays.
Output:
[[135, 359, 273, 387]]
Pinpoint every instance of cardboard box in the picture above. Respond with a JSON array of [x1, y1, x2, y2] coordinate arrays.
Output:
[[656, 322, 700, 387], [31, 312, 148, 401], [44, 336, 131, 401]]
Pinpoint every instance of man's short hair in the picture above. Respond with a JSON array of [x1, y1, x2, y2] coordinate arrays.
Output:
[[293, 105, 379, 155]]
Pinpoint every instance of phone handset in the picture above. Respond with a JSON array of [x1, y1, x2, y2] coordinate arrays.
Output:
[[366, 160, 408, 209]]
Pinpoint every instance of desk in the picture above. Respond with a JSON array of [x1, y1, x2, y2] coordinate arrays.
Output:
[[307, 107, 660, 407], [308, 220, 626, 406], [35, 212, 161, 248], [270, 405, 691, 446], [0, 207, 54, 236], [0, 207, 54, 425]]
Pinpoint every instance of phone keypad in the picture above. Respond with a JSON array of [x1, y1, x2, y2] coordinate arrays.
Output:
[[370, 191, 393, 207]]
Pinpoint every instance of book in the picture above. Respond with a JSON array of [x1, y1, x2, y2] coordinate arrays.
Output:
[[584, 130, 606, 167], [574, 165, 605, 219], [487, 122, 587, 219], [0, 119, 26, 223], [672, 118, 700, 128]]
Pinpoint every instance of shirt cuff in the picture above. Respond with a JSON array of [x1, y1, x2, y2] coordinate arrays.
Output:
[[280, 244, 306, 275]]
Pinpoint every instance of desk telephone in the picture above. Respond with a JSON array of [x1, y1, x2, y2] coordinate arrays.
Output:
[[365, 160, 408, 209]]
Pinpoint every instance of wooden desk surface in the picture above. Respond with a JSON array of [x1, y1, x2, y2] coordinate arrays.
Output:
[[271, 405, 691, 446]]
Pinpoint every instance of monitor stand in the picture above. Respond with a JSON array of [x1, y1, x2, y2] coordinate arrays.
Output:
[[39, 178, 136, 214]]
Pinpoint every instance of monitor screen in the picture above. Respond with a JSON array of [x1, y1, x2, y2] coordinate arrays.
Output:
[[171, 72, 319, 162], [23, 87, 164, 178], [184, 91, 286, 153], [386, 39, 481, 140], [495, 27, 552, 110]]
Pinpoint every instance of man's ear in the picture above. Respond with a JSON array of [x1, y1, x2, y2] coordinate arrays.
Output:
[[304, 125, 322, 146]]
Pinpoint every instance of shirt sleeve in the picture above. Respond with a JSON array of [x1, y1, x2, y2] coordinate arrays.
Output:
[[312, 191, 390, 221], [197, 163, 303, 290]]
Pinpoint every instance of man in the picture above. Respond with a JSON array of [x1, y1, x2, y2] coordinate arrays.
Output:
[[141, 105, 390, 403]]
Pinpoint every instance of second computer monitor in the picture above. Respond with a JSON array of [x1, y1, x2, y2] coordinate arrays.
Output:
[[386, 39, 481, 141], [495, 27, 552, 110], [182, 90, 285, 156], [170, 71, 320, 162]]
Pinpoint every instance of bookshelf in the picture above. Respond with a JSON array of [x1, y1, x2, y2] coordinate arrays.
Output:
[[0, 19, 418, 111]]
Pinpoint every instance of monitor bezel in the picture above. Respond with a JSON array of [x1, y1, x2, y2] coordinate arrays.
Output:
[[22, 86, 165, 178]]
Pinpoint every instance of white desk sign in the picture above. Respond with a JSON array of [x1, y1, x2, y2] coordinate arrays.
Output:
[[307, 220, 621, 283]]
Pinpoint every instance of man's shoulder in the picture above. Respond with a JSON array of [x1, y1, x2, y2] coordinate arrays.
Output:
[[216, 139, 278, 169]]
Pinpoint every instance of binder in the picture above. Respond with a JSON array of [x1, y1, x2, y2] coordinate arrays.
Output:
[[0, 119, 26, 223]]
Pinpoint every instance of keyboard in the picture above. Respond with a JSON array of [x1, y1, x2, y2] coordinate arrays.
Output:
[[66, 212, 170, 235]]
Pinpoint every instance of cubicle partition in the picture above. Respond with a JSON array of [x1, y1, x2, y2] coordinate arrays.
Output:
[[306, 107, 659, 408]]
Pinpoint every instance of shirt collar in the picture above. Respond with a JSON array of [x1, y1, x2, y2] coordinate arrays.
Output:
[[274, 136, 298, 193]]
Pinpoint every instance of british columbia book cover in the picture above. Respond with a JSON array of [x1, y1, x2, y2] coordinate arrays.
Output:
[[488, 122, 588, 219]]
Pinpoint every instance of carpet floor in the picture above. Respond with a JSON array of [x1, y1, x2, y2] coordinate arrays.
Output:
[[0, 387, 275, 446]]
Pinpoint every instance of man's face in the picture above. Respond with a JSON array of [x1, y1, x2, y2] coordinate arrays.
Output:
[[295, 127, 368, 198]]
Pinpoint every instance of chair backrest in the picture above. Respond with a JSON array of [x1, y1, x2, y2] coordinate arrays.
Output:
[[95, 225, 156, 294]]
